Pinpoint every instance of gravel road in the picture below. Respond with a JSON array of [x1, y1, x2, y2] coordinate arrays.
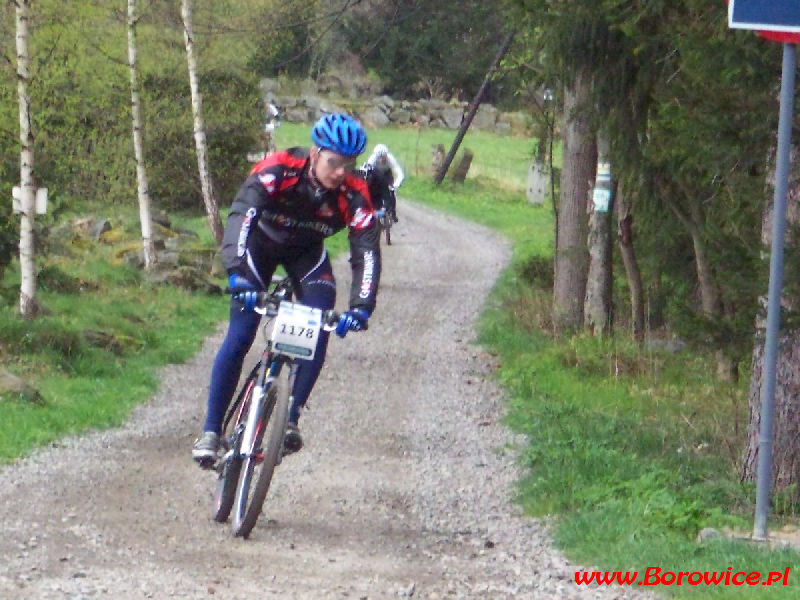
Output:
[[0, 201, 652, 599]]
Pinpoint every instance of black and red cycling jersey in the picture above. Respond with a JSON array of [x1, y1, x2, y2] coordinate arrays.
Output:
[[220, 147, 381, 313], [364, 163, 395, 211]]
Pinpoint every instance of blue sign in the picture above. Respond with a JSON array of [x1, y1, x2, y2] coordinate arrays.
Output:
[[729, 0, 800, 33]]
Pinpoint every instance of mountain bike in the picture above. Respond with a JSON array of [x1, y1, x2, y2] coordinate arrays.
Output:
[[376, 185, 399, 246], [358, 165, 395, 246], [210, 275, 339, 538]]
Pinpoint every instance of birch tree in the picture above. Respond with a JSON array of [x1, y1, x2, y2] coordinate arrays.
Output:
[[181, 0, 223, 246], [127, 0, 156, 269], [16, 0, 37, 318]]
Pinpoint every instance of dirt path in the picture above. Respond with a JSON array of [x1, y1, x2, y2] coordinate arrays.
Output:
[[0, 201, 650, 599]]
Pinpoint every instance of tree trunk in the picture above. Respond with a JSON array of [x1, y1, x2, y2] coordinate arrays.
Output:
[[584, 134, 614, 336], [689, 227, 737, 381], [669, 199, 737, 380], [616, 182, 645, 341], [127, 0, 157, 269], [688, 223, 721, 318], [743, 330, 800, 497], [553, 69, 595, 334], [742, 140, 800, 498], [16, 0, 37, 319], [181, 0, 224, 247]]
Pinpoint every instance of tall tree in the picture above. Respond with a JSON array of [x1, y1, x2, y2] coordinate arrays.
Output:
[[15, 0, 37, 318], [181, 0, 223, 246], [342, 0, 510, 100], [127, 0, 156, 269], [509, 2, 625, 333], [553, 68, 595, 332], [615, 181, 645, 340], [583, 134, 614, 335], [636, 4, 776, 378]]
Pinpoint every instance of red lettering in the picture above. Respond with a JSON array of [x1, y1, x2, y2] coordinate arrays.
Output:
[[766, 572, 783, 585], [661, 571, 676, 585], [574, 566, 790, 587], [643, 567, 661, 585], [594, 572, 620, 585], [704, 571, 727, 585], [574, 571, 594, 585], [616, 571, 638, 585]]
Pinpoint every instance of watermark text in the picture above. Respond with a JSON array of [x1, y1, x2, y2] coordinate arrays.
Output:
[[575, 566, 790, 587]]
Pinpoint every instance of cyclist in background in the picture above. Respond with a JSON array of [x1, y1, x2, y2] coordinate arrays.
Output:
[[192, 113, 381, 466], [360, 143, 404, 223], [263, 101, 281, 156]]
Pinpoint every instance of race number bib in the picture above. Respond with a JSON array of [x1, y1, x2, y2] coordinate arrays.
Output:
[[270, 302, 322, 360]]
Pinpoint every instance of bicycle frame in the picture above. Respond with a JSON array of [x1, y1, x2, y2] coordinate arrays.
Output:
[[213, 275, 338, 537], [238, 351, 295, 463]]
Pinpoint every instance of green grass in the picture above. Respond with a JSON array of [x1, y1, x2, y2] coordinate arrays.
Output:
[[0, 238, 228, 460]]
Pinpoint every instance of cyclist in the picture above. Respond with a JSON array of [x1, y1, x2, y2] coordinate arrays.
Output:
[[360, 143, 404, 223], [192, 113, 381, 465], [263, 101, 281, 156]]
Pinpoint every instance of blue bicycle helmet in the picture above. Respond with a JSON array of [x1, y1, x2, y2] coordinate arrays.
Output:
[[311, 113, 367, 157]]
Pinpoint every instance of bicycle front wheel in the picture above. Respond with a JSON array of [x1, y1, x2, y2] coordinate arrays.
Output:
[[230, 372, 290, 538], [212, 367, 259, 523]]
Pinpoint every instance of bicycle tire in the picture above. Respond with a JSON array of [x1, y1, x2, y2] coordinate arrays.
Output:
[[231, 371, 290, 538], [212, 368, 258, 523], [379, 214, 391, 246]]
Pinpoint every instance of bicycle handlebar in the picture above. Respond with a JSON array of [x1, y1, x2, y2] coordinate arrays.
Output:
[[226, 276, 349, 332]]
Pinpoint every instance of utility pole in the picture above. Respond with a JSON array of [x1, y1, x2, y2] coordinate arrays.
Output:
[[434, 31, 515, 184]]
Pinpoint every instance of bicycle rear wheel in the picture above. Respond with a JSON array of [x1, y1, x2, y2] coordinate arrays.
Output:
[[380, 214, 391, 245], [231, 370, 290, 538], [212, 367, 259, 523]]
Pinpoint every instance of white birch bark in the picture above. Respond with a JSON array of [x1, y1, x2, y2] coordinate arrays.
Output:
[[181, 0, 224, 246], [127, 0, 157, 269], [16, 0, 37, 318]]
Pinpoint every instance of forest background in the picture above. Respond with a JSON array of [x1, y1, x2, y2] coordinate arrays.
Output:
[[2, 1, 800, 597]]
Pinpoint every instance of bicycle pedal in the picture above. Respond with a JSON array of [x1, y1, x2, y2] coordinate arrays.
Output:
[[195, 456, 217, 470]]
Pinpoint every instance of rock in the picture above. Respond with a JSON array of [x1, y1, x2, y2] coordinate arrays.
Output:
[[697, 527, 723, 542], [0, 368, 44, 405], [361, 107, 390, 128]]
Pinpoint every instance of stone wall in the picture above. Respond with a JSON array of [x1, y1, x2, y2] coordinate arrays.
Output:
[[261, 78, 533, 137]]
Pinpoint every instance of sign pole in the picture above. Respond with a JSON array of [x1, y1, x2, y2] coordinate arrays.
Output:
[[753, 42, 796, 542]]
